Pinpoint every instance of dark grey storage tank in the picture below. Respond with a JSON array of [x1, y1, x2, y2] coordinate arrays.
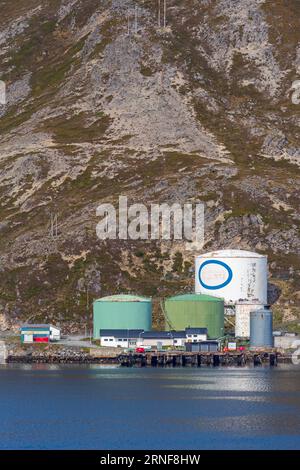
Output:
[[250, 307, 273, 348]]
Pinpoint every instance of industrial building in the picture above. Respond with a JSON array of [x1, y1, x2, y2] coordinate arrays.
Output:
[[185, 327, 208, 343], [92, 249, 275, 352], [20, 324, 61, 343], [164, 294, 224, 339], [141, 328, 208, 348], [274, 334, 300, 350], [93, 294, 152, 339], [141, 331, 184, 348], [185, 341, 219, 353], [235, 301, 264, 338], [195, 249, 268, 305], [99, 327, 208, 349], [99, 329, 144, 348]]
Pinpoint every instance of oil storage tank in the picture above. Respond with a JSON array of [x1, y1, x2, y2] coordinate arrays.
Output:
[[93, 295, 152, 339], [164, 294, 224, 339], [195, 250, 268, 304], [250, 307, 273, 348], [235, 301, 265, 338]]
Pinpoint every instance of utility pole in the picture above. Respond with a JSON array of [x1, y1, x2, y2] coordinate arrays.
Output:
[[134, 5, 138, 34], [158, 0, 161, 27], [127, 6, 138, 36], [50, 214, 54, 238], [104, 212, 109, 236], [49, 213, 58, 239], [127, 9, 130, 35], [86, 284, 90, 338], [86, 284, 89, 311]]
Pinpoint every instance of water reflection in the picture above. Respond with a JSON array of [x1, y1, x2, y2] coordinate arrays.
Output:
[[0, 365, 300, 449]]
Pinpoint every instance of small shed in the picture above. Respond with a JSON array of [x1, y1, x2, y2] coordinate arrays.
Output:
[[20, 324, 61, 343]]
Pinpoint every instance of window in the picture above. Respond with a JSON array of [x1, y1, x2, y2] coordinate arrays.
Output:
[[104, 338, 108, 342], [109, 338, 113, 342], [193, 335, 197, 338], [118, 339, 123, 342], [174, 340, 178, 344]]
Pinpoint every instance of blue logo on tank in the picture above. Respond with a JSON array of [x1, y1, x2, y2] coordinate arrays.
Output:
[[198, 260, 233, 290]]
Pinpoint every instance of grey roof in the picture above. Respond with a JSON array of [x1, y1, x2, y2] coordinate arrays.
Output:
[[190, 340, 219, 345], [21, 324, 60, 329], [141, 331, 173, 339], [142, 331, 186, 339], [100, 329, 144, 338], [185, 327, 208, 335], [99, 328, 207, 339], [172, 331, 186, 338], [21, 324, 51, 328]]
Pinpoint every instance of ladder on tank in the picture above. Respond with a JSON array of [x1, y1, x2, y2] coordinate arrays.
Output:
[[160, 299, 177, 331]]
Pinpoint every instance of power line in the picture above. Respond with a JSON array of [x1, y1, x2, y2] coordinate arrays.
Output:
[[126, 1, 168, 35]]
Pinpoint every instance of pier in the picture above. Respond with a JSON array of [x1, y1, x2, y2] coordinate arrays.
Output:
[[118, 351, 281, 367], [4, 349, 291, 366]]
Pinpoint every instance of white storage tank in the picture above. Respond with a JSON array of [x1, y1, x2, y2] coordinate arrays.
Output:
[[235, 301, 265, 338], [195, 250, 268, 304]]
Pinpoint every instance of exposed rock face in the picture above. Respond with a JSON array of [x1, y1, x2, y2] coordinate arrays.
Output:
[[0, 0, 299, 331], [0, 313, 11, 331]]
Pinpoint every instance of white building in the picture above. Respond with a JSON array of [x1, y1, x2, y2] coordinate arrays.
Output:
[[274, 335, 300, 350], [99, 329, 144, 348], [185, 328, 208, 343], [0, 341, 7, 364], [20, 324, 61, 343], [49, 325, 61, 341], [99, 328, 208, 349], [140, 331, 185, 348], [235, 301, 265, 338]]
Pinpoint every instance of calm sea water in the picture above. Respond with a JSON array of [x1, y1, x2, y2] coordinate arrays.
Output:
[[0, 364, 300, 450]]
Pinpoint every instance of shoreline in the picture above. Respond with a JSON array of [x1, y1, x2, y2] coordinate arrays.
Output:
[[4, 350, 293, 367]]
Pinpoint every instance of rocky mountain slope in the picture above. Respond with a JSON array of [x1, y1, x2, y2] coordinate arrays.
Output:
[[0, 0, 299, 332]]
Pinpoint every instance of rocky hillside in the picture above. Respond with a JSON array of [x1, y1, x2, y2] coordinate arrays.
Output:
[[0, 0, 299, 332]]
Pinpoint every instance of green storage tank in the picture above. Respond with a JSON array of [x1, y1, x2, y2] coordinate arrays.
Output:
[[93, 294, 152, 339], [164, 294, 224, 339]]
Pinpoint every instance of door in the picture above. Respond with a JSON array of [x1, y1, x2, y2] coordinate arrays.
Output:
[[24, 334, 33, 343]]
